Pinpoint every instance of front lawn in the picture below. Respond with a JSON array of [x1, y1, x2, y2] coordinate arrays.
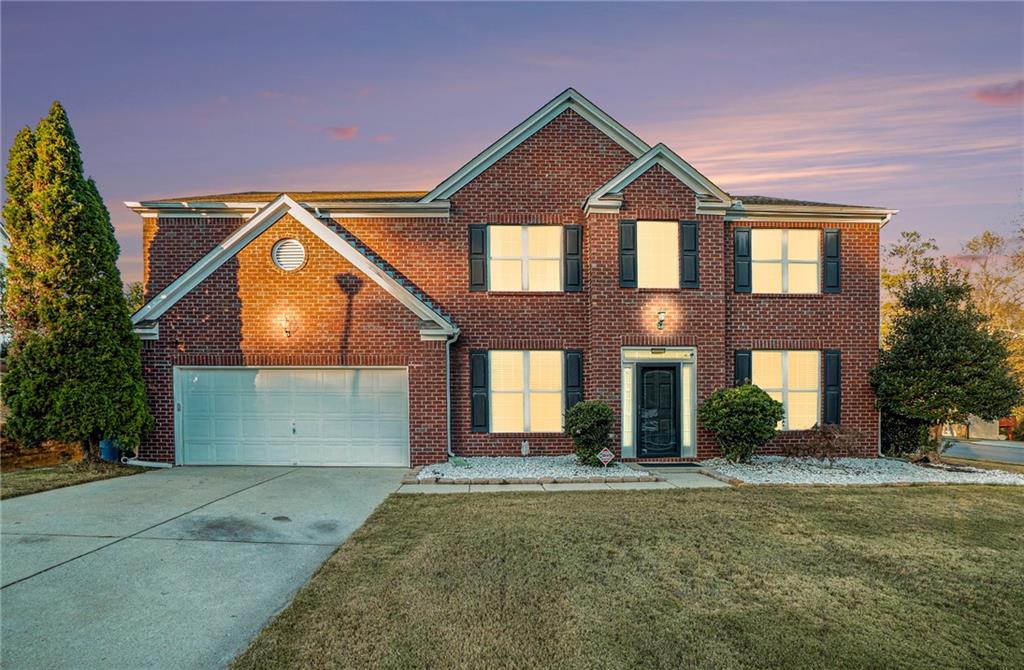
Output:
[[234, 486, 1024, 670], [0, 461, 145, 499]]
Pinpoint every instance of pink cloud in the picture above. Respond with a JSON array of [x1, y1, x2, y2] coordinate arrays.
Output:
[[972, 80, 1024, 106], [261, 89, 282, 99], [374, 134, 396, 143], [327, 126, 359, 141]]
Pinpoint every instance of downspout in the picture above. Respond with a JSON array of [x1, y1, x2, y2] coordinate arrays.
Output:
[[445, 328, 462, 458]]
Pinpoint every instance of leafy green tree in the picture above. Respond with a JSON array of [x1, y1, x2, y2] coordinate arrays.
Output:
[[871, 260, 1023, 446], [2, 102, 150, 453], [124, 281, 145, 313], [880, 231, 940, 341]]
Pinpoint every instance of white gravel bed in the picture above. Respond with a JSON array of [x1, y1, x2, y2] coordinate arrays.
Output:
[[418, 455, 642, 482], [700, 456, 1024, 486]]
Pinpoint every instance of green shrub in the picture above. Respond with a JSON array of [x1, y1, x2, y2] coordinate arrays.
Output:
[[880, 409, 929, 456], [698, 384, 784, 463], [565, 400, 614, 467]]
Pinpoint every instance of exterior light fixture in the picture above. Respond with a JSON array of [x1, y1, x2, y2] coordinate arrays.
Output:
[[282, 315, 291, 337], [657, 309, 667, 331]]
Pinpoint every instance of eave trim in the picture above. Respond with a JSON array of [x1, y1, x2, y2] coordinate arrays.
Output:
[[584, 143, 732, 214], [131, 194, 456, 337]]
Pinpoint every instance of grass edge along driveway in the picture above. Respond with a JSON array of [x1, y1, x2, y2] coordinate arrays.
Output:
[[1, 461, 145, 499], [234, 485, 1024, 670]]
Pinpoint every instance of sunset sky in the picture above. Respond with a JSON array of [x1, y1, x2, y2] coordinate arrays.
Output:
[[2, 1, 1022, 283]]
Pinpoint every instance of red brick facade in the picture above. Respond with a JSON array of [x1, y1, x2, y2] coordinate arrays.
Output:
[[137, 105, 881, 465]]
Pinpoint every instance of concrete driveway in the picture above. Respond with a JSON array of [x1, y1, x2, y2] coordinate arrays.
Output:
[[0, 466, 403, 669]]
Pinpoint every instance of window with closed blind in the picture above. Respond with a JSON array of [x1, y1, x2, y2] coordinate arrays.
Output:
[[489, 350, 564, 432], [487, 226, 562, 292], [752, 350, 820, 430]]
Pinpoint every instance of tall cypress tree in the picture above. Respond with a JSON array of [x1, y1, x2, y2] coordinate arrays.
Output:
[[2, 102, 150, 452], [2, 127, 39, 336], [2, 125, 54, 444]]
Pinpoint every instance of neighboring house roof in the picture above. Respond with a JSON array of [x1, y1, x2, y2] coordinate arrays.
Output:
[[156, 191, 428, 203], [419, 87, 652, 202], [733, 195, 883, 209], [131, 194, 457, 341]]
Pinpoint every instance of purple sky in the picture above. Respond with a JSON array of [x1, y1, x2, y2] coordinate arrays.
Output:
[[3, 1, 1022, 283]]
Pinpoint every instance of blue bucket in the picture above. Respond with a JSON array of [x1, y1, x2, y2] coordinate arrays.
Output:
[[99, 439, 120, 463]]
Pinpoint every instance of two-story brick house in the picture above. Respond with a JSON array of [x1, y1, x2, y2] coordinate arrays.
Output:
[[129, 88, 894, 467]]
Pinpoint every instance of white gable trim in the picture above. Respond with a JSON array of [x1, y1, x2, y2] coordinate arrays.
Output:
[[585, 143, 733, 215], [132, 194, 456, 339], [420, 88, 651, 203]]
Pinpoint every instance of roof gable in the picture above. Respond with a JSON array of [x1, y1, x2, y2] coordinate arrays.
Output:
[[420, 88, 651, 202], [585, 143, 732, 215], [132, 194, 456, 339]]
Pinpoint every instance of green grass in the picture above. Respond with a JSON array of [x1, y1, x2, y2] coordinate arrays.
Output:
[[234, 486, 1024, 670], [0, 461, 145, 499]]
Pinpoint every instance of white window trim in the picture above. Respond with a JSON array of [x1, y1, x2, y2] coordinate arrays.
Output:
[[755, 350, 820, 430], [751, 229, 820, 294], [487, 225, 563, 292], [489, 350, 563, 433]]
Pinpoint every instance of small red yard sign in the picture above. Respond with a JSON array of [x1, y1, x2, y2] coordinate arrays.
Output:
[[597, 447, 615, 466]]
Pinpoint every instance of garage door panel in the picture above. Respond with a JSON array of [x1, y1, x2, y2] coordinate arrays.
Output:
[[178, 367, 409, 466]]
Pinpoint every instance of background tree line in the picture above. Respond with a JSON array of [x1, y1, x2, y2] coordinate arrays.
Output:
[[877, 223, 1024, 453]]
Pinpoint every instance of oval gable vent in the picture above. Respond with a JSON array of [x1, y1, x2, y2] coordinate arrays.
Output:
[[272, 239, 305, 271]]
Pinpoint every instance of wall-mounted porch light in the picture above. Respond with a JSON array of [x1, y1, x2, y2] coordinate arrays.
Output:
[[656, 309, 667, 331], [282, 315, 292, 337]]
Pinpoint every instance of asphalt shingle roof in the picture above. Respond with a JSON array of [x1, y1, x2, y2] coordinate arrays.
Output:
[[734, 195, 882, 209]]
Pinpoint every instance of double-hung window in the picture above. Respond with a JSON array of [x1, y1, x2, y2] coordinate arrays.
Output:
[[636, 221, 680, 288], [752, 350, 820, 430], [489, 350, 564, 432], [488, 226, 562, 292], [751, 229, 820, 293]]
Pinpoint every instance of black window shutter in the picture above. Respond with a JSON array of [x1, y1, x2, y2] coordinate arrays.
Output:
[[470, 350, 489, 432], [734, 228, 752, 293], [564, 225, 583, 292], [564, 349, 583, 412], [680, 220, 699, 288], [823, 229, 841, 294], [823, 349, 841, 424], [619, 220, 637, 288], [734, 350, 752, 386], [469, 225, 487, 291]]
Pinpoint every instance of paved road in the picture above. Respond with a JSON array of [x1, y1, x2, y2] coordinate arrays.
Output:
[[1, 466, 403, 669]]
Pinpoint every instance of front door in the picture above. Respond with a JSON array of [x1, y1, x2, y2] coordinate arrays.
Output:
[[637, 366, 679, 458]]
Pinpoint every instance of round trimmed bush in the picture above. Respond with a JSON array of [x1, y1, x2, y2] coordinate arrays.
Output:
[[698, 384, 784, 463], [564, 400, 615, 467]]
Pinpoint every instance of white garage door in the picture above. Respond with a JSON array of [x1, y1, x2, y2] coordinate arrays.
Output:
[[175, 367, 409, 466]]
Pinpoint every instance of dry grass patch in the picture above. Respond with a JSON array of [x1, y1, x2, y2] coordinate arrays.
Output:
[[235, 486, 1024, 670], [0, 461, 145, 499]]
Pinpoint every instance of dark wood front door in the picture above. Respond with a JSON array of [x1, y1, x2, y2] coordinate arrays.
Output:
[[637, 366, 680, 458]]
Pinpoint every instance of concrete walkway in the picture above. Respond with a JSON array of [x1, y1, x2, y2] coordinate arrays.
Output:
[[1, 466, 403, 669], [397, 470, 729, 493]]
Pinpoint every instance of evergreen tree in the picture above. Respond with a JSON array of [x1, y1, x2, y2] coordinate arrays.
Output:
[[2, 127, 39, 337], [2, 102, 150, 453], [871, 260, 1023, 445]]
